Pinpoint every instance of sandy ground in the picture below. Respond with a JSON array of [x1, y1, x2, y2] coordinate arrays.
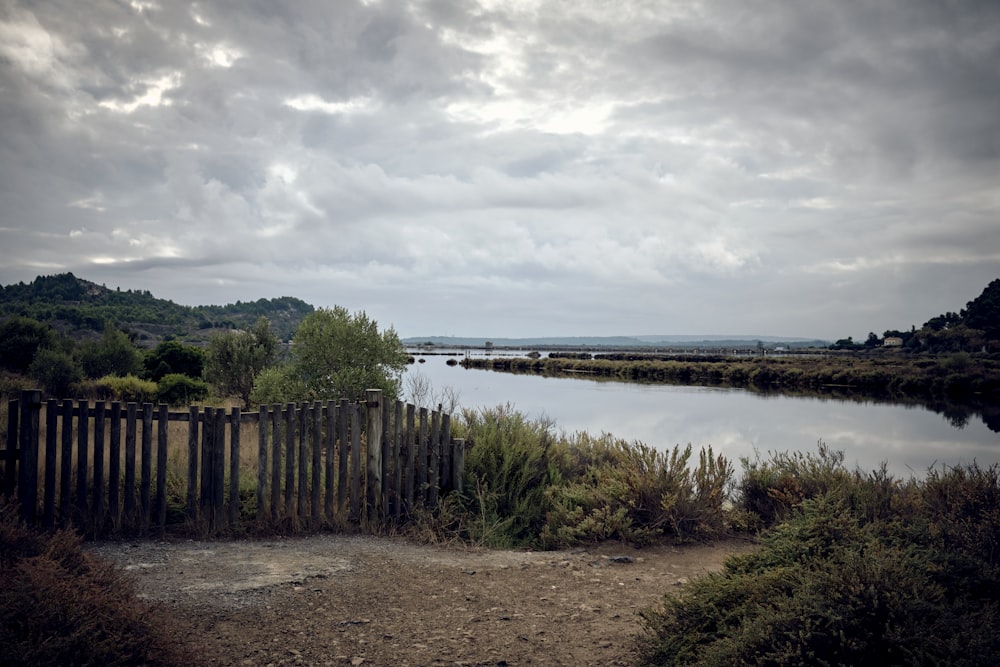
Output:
[[89, 535, 754, 666]]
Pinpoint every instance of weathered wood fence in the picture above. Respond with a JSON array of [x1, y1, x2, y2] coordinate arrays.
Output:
[[1, 389, 465, 536]]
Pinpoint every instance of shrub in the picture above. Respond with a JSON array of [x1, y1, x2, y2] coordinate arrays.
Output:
[[637, 464, 1000, 666], [0, 499, 192, 666], [28, 347, 83, 399], [157, 373, 210, 406], [94, 374, 159, 403], [541, 438, 733, 547], [456, 404, 554, 547]]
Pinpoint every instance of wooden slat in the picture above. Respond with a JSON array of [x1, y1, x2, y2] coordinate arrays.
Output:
[[140, 403, 153, 534], [257, 405, 269, 521], [93, 402, 106, 535], [109, 402, 122, 531], [311, 401, 321, 524], [405, 403, 416, 513], [337, 399, 349, 516], [349, 405, 361, 522], [229, 407, 241, 530], [186, 405, 199, 520], [18, 390, 41, 524], [428, 408, 440, 508], [297, 403, 308, 519], [156, 404, 168, 533], [43, 399, 57, 527], [366, 390, 383, 520], [59, 400, 73, 523], [123, 402, 137, 530], [270, 404, 282, 518], [76, 400, 89, 520], [284, 403, 295, 514]]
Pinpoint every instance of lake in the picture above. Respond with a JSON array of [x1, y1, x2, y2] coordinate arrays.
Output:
[[406, 355, 1000, 478]]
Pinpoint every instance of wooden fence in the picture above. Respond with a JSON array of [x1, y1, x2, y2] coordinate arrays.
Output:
[[1, 389, 466, 536]]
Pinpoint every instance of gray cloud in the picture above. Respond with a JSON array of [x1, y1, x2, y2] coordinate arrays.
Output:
[[1, 0, 997, 339]]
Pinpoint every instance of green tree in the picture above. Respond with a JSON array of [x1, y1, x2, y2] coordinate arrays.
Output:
[[79, 324, 142, 378], [963, 278, 1000, 339], [0, 317, 57, 373], [28, 348, 82, 398], [204, 317, 280, 408], [143, 340, 205, 381], [288, 306, 408, 403]]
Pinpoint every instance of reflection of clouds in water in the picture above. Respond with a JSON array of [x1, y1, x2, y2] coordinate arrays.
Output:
[[408, 361, 999, 478]]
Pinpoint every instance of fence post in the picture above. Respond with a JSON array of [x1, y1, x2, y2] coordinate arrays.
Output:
[[59, 400, 72, 524], [156, 404, 168, 535], [365, 389, 383, 521], [428, 408, 440, 508], [140, 403, 153, 534], [109, 402, 122, 532], [229, 407, 241, 530], [76, 400, 90, 522], [93, 402, 106, 536], [3, 397, 18, 496], [43, 399, 57, 528], [451, 439, 466, 494], [186, 405, 199, 522], [257, 405, 269, 521], [17, 389, 41, 524]]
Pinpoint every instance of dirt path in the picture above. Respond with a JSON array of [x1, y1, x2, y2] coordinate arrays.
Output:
[[89, 535, 754, 666]]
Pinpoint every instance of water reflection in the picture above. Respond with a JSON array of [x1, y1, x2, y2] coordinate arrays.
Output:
[[407, 357, 1000, 478]]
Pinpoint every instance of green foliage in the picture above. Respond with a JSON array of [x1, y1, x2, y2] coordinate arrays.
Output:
[[0, 273, 313, 342], [637, 462, 1000, 667], [143, 340, 205, 381], [456, 405, 555, 547], [290, 306, 408, 403], [962, 277, 1000, 340], [79, 323, 143, 378], [0, 499, 192, 666], [28, 347, 82, 398], [156, 373, 209, 406], [542, 438, 732, 546], [249, 364, 308, 406], [94, 374, 159, 403], [204, 317, 279, 408], [737, 443, 853, 527], [0, 316, 57, 373], [421, 407, 734, 549]]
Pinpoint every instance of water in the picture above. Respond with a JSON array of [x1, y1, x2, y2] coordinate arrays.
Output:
[[406, 356, 999, 478]]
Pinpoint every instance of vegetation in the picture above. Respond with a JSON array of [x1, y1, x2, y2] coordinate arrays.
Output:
[[0, 499, 191, 666], [414, 406, 735, 549], [0, 272, 313, 343], [204, 317, 280, 408], [638, 453, 1000, 666], [251, 307, 408, 405]]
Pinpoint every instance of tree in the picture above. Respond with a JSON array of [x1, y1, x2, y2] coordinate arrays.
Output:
[[204, 317, 280, 408], [29, 347, 82, 398], [143, 340, 205, 381], [79, 324, 142, 378], [963, 278, 1000, 340], [288, 306, 408, 403], [0, 316, 57, 373]]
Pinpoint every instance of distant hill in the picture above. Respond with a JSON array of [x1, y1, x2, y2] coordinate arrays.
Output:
[[0, 273, 313, 345], [403, 335, 829, 349]]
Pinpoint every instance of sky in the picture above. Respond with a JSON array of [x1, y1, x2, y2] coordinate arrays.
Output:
[[1, 0, 998, 341]]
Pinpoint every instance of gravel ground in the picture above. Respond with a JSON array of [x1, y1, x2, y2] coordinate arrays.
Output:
[[89, 535, 754, 666]]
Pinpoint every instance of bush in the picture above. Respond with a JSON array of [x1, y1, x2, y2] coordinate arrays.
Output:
[[0, 499, 192, 666], [94, 374, 159, 403], [542, 438, 732, 547], [28, 347, 83, 399], [157, 373, 209, 406], [637, 464, 1000, 666]]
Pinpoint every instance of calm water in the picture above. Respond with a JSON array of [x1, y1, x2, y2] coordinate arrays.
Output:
[[406, 356, 999, 478]]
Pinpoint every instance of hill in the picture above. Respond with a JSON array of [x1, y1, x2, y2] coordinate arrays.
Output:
[[0, 273, 313, 345], [403, 335, 829, 349]]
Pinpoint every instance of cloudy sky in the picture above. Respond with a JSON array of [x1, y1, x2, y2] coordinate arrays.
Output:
[[1, 0, 998, 340]]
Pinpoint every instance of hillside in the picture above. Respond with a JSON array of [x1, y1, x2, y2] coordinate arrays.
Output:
[[0, 273, 313, 344], [403, 335, 829, 349]]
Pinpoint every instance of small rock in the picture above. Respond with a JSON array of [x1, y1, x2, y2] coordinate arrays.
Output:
[[351, 658, 365, 666], [609, 555, 634, 564]]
